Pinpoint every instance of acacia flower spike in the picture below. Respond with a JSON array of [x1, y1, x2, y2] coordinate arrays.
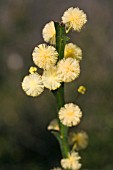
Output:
[[21, 6, 88, 169]]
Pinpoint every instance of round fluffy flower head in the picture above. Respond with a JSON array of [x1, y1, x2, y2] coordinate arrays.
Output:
[[69, 131, 88, 150], [64, 43, 82, 61], [75, 131, 88, 149], [21, 73, 44, 97], [32, 44, 58, 70], [57, 58, 80, 83], [61, 151, 81, 170], [58, 103, 82, 127], [42, 67, 61, 90], [42, 21, 56, 45], [62, 7, 87, 32]]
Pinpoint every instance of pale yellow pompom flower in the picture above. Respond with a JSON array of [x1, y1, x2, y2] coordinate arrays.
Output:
[[42, 21, 56, 45], [21, 73, 44, 97], [58, 103, 82, 127], [61, 151, 81, 170], [32, 44, 58, 70], [69, 131, 88, 150], [64, 43, 82, 61], [42, 67, 61, 90], [57, 58, 80, 83], [47, 119, 59, 131], [62, 7, 87, 32]]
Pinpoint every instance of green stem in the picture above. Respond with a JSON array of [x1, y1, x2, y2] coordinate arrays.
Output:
[[54, 22, 70, 158], [54, 22, 68, 60], [56, 83, 69, 158]]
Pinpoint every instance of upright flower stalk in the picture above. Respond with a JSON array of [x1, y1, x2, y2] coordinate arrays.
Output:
[[21, 7, 88, 170], [54, 22, 69, 158], [55, 83, 69, 158]]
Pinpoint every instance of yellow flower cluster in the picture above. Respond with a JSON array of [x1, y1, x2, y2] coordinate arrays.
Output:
[[22, 7, 87, 97]]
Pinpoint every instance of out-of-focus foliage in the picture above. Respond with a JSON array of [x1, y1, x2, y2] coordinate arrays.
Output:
[[0, 0, 113, 169]]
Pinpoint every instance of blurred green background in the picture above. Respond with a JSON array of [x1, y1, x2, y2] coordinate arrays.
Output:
[[0, 0, 113, 169]]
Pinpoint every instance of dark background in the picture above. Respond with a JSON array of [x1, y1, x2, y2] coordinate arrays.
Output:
[[0, 0, 113, 169]]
